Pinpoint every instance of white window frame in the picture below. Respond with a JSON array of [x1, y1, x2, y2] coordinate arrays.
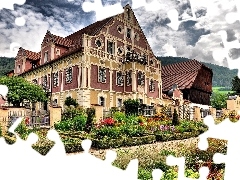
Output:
[[116, 71, 124, 86], [117, 98, 122, 107], [65, 67, 73, 84], [99, 96, 105, 106], [149, 79, 155, 92], [126, 71, 132, 86], [98, 67, 106, 83], [44, 51, 48, 63], [53, 72, 59, 87], [107, 40, 115, 54]]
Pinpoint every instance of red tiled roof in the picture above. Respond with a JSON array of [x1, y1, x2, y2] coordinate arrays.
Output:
[[21, 48, 40, 60], [161, 60, 208, 92], [52, 34, 73, 47], [66, 16, 115, 46]]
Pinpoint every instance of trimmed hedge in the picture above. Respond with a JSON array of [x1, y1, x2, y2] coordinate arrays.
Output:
[[155, 131, 201, 142], [92, 135, 156, 149]]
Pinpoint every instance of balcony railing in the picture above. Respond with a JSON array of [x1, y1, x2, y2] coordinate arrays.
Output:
[[122, 50, 148, 65]]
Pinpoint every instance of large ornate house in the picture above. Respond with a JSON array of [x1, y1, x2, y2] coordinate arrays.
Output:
[[12, 5, 163, 110]]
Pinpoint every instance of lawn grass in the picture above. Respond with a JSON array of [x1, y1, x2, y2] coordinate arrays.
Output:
[[212, 86, 235, 94]]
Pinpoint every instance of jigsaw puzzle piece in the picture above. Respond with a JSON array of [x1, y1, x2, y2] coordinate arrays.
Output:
[[167, 0, 198, 31], [152, 169, 164, 180], [212, 30, 240, 76], [82, 0, 123, 21], [0, 0, 26, 10], [131, 0, 162, 12], [166, 155, 209, 180], [225, 0, 240, 24]]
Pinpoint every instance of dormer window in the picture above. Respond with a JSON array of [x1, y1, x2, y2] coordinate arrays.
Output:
[[44, 51, 48, 63], [17, 65, 21, 73], [56, 49, 60, 56], [32, 62, 37, 69]]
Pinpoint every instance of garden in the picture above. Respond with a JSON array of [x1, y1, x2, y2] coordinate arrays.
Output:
[[2, 98, 239, 180]]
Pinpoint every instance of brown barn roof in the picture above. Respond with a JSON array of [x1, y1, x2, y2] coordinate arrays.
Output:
[[161, 59, 211, 92]]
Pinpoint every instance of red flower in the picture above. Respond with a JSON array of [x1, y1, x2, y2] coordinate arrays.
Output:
[[25, 117, 30, 125]]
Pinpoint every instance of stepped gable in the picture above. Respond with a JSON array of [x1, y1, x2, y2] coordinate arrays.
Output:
[[66, 16, 115, 46], [161, 59, 211, 92]]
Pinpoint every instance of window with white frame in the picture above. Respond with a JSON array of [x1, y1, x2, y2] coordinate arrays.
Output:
[[149, 79, 155, 92], [17, 65, 21, 73], [42, 75, 48, 88], [99, 96, 105, 106], [32, 79, 38, 84], [53, 72, 59, 87], [117, 98, 122, 107], [56, 49, 61, 56], [126, 71, 132, 86], [98, 67, 106, 83], [65, 67, 72, 83], [137, 71, 145, 85], [116, 71, 124, 86], [126, 28, 131, 39], [44, 51, 48, 62], [107, 41, 115, 54]]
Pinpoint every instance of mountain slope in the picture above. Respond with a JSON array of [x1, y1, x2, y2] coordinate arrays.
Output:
[[157, 56, 237, 88], [0, 57, 15, 76]]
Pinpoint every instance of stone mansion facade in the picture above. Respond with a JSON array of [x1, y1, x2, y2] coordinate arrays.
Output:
[[12, 5, 163, 110]]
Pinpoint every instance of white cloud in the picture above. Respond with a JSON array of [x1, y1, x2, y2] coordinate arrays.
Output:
[[0, 4, 85, 57]]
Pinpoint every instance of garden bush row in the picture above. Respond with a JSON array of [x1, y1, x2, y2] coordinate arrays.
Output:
[[2, 129, 203, 155]]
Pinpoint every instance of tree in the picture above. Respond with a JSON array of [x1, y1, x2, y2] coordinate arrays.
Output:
[[123, 99, 140, 116], [64, 96, 79, 107], [172, 108, 179, 126], [210, 92, 228, 110], [231, 76, 240, 94], [0, 76, 48, 107]]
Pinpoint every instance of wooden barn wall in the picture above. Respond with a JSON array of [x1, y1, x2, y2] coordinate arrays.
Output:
[[189, 88, 211, 105]]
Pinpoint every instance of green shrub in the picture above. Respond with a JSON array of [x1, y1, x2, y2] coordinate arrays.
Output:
[[91, 135, 155, 149], [113, 111, 126, 123], [123, 99, 140, 116], [15, 118, 30, 140], [92, 126, 121, 139], [62, 106, 85, 121], [54, 114, 87, 132], [64, 96, 79, 107], [119, 124, 146, 137]]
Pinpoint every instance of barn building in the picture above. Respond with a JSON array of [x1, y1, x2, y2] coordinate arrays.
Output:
[[161, 59, 213, 105]]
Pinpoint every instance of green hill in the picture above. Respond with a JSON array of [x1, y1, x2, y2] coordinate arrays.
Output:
[[0, 57, 15, 76], [157, 56, 238, 88]]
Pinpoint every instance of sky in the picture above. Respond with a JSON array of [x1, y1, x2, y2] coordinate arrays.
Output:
[[0, 0, 240, 68]]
